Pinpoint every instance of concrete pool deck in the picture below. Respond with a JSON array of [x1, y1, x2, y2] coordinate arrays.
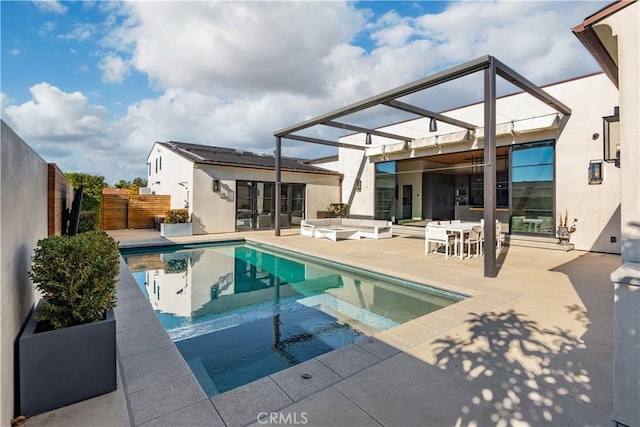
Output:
[[25, 228, 619, 426]]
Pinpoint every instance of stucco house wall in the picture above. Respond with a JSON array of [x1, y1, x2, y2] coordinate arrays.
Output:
[[0, 121, 48, 424], [333, 73, 619, 253], [192, 165, 340, 234], [147, 143, 194, 211], [599, 1, 640, 263]]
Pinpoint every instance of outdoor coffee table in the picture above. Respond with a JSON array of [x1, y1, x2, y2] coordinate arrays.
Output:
[[314, 227, 361, 242]]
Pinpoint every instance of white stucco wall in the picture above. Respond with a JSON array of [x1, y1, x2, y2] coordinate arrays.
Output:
[[597, 3, 640, 426], [335, 73, 620, 252], [601, 1, 640, 264], [1, 121, 49, 424], [192, 165, 340, 234], [147, 143, 195, 212]]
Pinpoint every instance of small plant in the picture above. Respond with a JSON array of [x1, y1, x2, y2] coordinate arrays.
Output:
[[327, 203, 349, 218], [29, 231, 120, 329], [557, 211, 577, 233], [164, 209, 190, 224], [165, 258, 188, 274]]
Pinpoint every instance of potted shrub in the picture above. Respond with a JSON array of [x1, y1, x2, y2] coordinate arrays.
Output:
[[327, 203, 349, 218], [160, 208, 193, 237], [18, 230, 120, 416]]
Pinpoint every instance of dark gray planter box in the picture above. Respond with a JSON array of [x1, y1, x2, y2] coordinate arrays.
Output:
[[18, 303, 116, 416]]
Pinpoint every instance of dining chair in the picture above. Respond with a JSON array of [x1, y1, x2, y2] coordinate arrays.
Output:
[[464, 225, 484, 257], [496, 220, 504, 252], [425, 226, 456, 258]]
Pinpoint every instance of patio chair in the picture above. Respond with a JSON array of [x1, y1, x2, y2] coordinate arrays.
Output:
[[425, 226, 456, 258], [427, 221, 440, 226], [464, 225, 484, 257], [496, 220, 505, 252]]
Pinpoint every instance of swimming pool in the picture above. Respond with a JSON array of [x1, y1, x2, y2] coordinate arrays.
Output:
[[122, 241, 465, 396]]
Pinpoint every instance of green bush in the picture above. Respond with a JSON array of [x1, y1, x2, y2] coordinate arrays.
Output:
[[29, 231, 120, 329], [78, 210, 98, 233], [164, 209, 190, 223], [327, 203, 349, 218]]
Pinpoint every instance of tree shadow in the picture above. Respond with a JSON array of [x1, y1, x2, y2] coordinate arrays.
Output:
[[432, 309, 601, 425]]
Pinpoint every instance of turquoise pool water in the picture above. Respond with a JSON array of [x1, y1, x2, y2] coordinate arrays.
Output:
[[122, 241, 464, 396]]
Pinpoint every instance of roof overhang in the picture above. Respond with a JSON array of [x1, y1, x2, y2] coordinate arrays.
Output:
[[571, 0, 636, 88]]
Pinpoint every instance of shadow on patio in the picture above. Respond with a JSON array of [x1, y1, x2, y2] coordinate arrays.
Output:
[[430, 308, 606, 425]]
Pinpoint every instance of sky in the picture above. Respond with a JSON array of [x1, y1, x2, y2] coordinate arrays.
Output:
[[1, 0, 608, 185]]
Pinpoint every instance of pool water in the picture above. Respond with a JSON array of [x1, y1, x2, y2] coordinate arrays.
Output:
[[122, 242, 464, 396]]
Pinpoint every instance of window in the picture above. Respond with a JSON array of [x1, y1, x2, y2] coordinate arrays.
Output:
[[155, 158, 158, 173], [159, 156, 162, 171], [375, 161, 397, 221], [511, 141, 555, 235]]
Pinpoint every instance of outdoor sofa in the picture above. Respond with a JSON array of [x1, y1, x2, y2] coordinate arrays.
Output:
[[300, 218, 393, 240]]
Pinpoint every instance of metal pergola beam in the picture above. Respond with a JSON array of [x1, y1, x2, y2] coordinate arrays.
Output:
[[274, 56, 491, 137], [323, 120, 411, 142], [383, 100, 477, 130], [483, 58, 497, 278], [495, 58, 572, 116], [273, 55, 574, 279], [281, 134, 366, 150]]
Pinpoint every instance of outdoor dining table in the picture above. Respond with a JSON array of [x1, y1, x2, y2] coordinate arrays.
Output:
[[433, 222, 482, 259]]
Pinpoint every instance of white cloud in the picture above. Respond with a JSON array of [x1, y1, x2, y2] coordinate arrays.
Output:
[[103, 1, 366, 96], [32, 0, 68, 14], [58, 23, 95, 41], [9, 48, 21, 56], [2, 1, 610, 183], [98, 54, 130, 83], [370, 11, 415, 48], [4, 83, 108, 141], [412, 1, 606, 83]]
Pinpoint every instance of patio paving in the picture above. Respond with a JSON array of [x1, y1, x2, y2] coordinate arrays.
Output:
[[24, 227, 619, 426]]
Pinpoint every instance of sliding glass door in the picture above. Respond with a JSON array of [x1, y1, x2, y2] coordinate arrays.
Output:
[[236, 181, 305, 231]]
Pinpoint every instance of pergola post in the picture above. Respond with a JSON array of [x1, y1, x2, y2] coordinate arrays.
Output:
[[274, 136, 281, 236], [483, 57, 497, 277]]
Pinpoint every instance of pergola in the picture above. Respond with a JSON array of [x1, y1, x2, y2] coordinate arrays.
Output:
[[273, 55, 571, 278]]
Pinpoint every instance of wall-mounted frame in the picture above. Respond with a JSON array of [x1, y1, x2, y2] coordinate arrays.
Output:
[[603, 106, 620, 167]]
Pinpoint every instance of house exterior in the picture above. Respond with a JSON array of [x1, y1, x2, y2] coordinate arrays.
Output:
[[313, 72, 620, 254], [572, 1, 640, 425], [146, 141, 342, 234]]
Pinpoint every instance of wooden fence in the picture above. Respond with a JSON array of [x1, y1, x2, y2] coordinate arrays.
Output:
[[100, 194, 170, 230], [47, 164, 72, 236]]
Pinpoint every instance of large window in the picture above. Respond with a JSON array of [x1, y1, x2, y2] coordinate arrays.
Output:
[[375, 162, 397, 221], [510, 141, 555, 235]]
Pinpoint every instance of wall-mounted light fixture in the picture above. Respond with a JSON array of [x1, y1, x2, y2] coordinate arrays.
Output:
[[365, 133, 372, 145], [356, 180, 362, 192], [588, 160, 603, 185], [429, 117, 438, 132], [212, 179, 220, 192], [603, 106, 620, 167]]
